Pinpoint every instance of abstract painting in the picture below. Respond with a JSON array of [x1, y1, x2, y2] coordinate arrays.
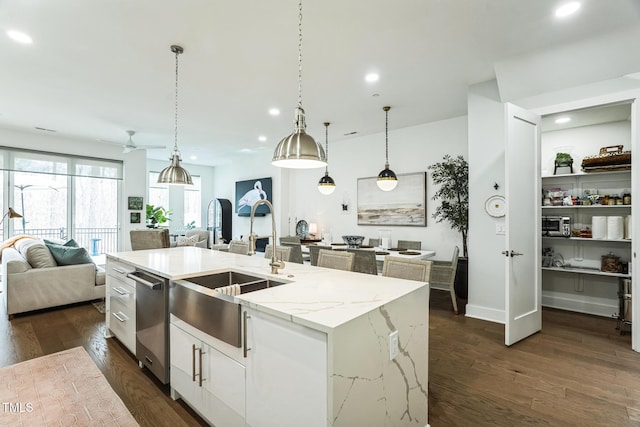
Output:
[[357, 172, 426, 226]]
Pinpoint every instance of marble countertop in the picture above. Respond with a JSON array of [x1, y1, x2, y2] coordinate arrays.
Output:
[[107, 247, 428, 332]]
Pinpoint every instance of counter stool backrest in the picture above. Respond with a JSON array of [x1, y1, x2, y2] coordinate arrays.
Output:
[[382, 256, 432, 282], [264, 244, 292, 262], [308, 245, 332, 266], [430, 246, 460, 313], [317, 249, 355, 272], [368, 238, 381, 247], [279, 235, 301, 244], [397, 240, 422, 250], [228, 240, 249, 255], [279, 242, 304, 264], [346, 248, 378, 275], [130, 229, 170, 251]]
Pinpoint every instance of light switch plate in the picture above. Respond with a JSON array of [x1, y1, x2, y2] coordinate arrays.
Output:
[[496, 223, 506, 235]]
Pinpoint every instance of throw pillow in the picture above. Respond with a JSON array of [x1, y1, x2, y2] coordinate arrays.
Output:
[[44, 242, 95, 267], [195, 239, 208, 248], [176, 235, 199, 247], [14, 239, 57, 268], [44, 238, 79, 247]]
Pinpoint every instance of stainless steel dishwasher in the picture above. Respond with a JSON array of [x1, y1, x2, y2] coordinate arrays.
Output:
[[127, 269, 170, 384]]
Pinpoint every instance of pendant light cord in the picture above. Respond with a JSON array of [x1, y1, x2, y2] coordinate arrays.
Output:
[[297, 0, 303, 108], [324, 122, 330, 173], [384, 106, 390, 167], [174, 47, 180, 152]]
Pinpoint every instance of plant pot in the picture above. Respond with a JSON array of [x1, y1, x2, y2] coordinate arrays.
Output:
[[454, 257, 468, 299]]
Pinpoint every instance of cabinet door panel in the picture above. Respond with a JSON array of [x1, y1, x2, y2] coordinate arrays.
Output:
[[170, 323, 200, 377], [207, 347, 245, 417], [245, 309, 327, 426]]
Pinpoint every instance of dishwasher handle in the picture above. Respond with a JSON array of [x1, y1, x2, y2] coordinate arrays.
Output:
[[126, 272, 162, 290]]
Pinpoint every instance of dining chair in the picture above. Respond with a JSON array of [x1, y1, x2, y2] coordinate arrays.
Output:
[[279, 242, 304, 264], [264, 244, 293, 262], [347, 248, 378, 275], [317, 249, 355, 272], [130, 229, 170, 251], [279, 235, 302, 244], [430, 246, 460, 314], [382, 256, 432, 282], [368, 238, 381, 247], [397, 239, 422, 250], [308, 245, 332, 266], [228, 240, 249, 255]]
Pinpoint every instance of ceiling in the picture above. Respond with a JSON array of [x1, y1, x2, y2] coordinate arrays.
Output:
[[1, 0, 639, 166]]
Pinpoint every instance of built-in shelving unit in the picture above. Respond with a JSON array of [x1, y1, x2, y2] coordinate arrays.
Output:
[[541, 266, 631, 279]]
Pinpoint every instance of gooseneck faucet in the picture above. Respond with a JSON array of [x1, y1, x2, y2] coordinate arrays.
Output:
[[248, 200, 284, 274]]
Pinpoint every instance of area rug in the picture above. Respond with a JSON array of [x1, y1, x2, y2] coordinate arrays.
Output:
[[91, 299, 106, 314], [0, 346, 138, 426]]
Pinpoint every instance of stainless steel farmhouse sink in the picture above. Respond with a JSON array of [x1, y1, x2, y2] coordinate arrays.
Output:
[[169, 271, 287, 347]]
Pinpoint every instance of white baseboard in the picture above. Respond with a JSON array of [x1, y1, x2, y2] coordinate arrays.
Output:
[[541, 294, 618, 318], [465, 304, 505, 324]]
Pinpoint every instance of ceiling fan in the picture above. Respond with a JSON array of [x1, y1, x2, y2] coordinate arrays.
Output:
[[99, 130, 166, 153]]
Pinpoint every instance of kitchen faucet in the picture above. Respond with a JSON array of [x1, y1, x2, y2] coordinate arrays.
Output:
[[248, 199, 284, 274]]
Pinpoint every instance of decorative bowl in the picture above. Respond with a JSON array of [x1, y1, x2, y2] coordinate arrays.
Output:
[[342, 235, 365, 248]]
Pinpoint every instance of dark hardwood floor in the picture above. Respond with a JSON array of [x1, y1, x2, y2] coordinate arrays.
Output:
[[2, 293, 640, 426]]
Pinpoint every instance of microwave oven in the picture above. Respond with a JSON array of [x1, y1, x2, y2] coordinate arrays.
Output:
[[542, 216, 571, 237]]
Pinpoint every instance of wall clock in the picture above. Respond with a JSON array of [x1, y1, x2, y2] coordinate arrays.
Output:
[[484, 195, 506, 217]]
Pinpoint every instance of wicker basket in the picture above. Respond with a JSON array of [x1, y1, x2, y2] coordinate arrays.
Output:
[[581, 145, 631, 172]]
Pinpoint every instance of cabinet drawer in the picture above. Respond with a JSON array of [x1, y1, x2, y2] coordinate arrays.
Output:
[[109, 280, 135, 309], [107, 260, 136, 282], [109, 298, 135, 353]]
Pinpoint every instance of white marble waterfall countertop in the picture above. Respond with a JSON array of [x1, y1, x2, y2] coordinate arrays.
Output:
[[107, 247, 428, 332]]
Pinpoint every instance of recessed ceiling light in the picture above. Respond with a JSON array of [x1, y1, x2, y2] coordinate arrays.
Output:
[[190, 155, 197, 160], [240, 148, 252, 153], [258, 135, 267, 142], [555, 2, 580, 18], [7, 30, 33, 44], [269, 108, 280, 116], [365, 73, 379, 83], [555, 117, 571, 124]]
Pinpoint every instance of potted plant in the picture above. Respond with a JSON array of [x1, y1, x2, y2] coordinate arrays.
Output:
[[429, 155, 469, 298], [555, 152, 573, 166], [146, 204, 172, 228]]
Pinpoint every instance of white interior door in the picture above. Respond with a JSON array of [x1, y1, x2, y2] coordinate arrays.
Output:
[[505, 103, 542, 346]]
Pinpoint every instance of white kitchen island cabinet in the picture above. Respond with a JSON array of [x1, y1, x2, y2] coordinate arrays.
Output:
[[107, 246, 430, 426]]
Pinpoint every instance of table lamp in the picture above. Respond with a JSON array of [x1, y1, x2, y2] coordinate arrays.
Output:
[[0, 207, 22, 225]]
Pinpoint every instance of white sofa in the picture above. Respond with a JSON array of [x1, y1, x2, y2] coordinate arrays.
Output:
[[1, 238, 105, 319]]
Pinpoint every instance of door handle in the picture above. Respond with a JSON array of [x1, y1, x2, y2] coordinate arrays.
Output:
[[510, 251, 523, 257], [501, 251, 509, 257]]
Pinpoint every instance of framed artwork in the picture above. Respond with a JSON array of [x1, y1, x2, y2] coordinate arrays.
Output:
[[130, 212, 141, 223], [357, 172, 427, 226], [235, 177, 273, 217], [128, 196, 143, 210]]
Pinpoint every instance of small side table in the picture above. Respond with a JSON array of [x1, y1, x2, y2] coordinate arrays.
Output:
[[90, 238, 102, 256]]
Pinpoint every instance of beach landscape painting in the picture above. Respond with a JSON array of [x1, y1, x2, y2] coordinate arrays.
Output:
[[357, 172, 427, 226]]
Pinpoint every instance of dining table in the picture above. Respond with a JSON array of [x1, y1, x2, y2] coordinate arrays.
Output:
[[300, 243, 436, 262]]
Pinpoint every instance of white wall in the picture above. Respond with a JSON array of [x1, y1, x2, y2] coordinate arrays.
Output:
[[0, 127, 146, 251], [467, 80, 507, 323]]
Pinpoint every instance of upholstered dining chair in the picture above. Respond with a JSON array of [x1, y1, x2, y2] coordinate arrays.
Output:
[[368, 238, 381, 247], [228, 240, 249, 255], [264, 244, 293, 262], [308, 245, 332, 266], [317, 249, 355, 272], [279, 235, 302, 244], [185, 229, 210, 248], [430, 246, 460, 314], [382, 256, 432, 282], [347, 248, 378, 275], [397, 240, 422, 250], [130, 229, 170, 251], [279, 242, 304, 264]]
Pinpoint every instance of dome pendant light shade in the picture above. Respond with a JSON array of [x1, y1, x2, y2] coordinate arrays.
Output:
[[158, 44, 193, 185], [273, 107, 326, 168], [317, 122, 336, 195], [272, 0, 326, 169], [377, 106, 398, 191]]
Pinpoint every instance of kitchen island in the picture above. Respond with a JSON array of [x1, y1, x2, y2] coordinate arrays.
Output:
[[106, 246, 429, 427]]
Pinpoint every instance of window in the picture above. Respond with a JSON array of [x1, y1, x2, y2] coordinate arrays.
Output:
[[148, 171, 169, 214], [184, 176, 201, 228], [0, 147, 122, 253]]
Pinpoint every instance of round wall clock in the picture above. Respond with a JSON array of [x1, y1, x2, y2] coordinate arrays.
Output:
[[484, 195, 506, 217]]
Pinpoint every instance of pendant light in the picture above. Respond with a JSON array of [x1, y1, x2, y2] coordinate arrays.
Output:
[[272, 0, 326, 169], [376, 106, 398, 191], [157, 45, 193, 185], [317, 122, 336, 195]]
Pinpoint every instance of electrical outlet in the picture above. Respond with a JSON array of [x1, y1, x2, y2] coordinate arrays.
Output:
[[389, 330, 399, 360]]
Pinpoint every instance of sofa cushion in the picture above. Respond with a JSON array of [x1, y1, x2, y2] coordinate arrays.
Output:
[[44, 242, 95, 267], [44, 238, 79, 247], [14, 239, 57, 269], [95, 266, 106, 286]]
